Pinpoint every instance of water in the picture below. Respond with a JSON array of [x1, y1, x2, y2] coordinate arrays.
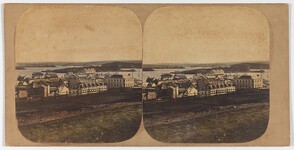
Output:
[[16, 66, 269, 85], [16, 66, 82, 79], [142, 67, 270, 87], [226, 69, 269, 81], [96, 68, 142, 80], [142, 66, 213, 84], [16, 66, 142, 80]]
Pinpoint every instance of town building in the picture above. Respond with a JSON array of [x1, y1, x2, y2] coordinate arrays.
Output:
[[146, 77, 159, 88], [198, 83, 235, 97], [235, 75, 263, 89], [64, 72, 74, 80], [15, 81, 29, 99], [56, 84, 69, 95], [161, 73, 173, 80], [167, 84, 179, 99], [184, 86, 198, 97], [70, 81, 107, 96], [68, 74, 107, 95], [142, 88, 157, 100], [44, 72, 58, 79], [32, 72, 44, 79], [173, 74, 187, 80], [105, 74, 134, 89], [158, 82, 179, 99], [198, 84, 217, 97], [68, 74, 88, 88], [210, 69, 225, 75], [27, 81, 51, 98], [196, 76, 217, 90], [18, 79, 70, 98], [78, 68, 96, 74]]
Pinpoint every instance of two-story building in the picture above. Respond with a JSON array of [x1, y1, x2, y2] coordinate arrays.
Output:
[[235, 75, 263, 89], [105, 74, 134, 89]]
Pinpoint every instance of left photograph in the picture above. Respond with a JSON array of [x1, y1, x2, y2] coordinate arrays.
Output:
[[14, 6, 142, 143]]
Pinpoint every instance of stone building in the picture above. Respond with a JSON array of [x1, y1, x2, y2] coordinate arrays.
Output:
[[235, 75, 263, 89], [105, 74, 134, 89], [70, 81, 107, 96], [198, 83, 235, 97], [68, 74, 107, 95]]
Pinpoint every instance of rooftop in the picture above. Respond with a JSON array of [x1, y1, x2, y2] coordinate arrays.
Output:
[[238, 75, 260, 79], [109, 74, 133, 79]]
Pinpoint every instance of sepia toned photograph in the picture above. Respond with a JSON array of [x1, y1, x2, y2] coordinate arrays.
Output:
[[5, 4, 290, 146], [14, 6, 142, 143], [143, 6, 270, 143]]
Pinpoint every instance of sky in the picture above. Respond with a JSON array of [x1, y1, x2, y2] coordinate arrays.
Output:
[[15, 5, 270, 64], [143, 6, 270, 64], [15, 6, 142, 63]]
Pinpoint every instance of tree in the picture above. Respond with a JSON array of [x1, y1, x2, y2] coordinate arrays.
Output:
[[17, 75, 25, 81], [24, 77, 30, 83], [32, 72, 43, 78], [146, 77, 154, 84], [153, 79, 159, 85]]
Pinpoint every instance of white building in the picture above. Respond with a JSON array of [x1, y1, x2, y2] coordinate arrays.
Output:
[[105, 74, 134, 89], [235, 75, 263, 89], [184, 86, 198, 97], [68, 74, 107, 95]]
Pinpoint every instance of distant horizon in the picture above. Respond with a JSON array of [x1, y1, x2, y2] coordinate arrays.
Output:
[[143, 60, 270, 65], [16, 60, 142, 64], [16, 60, 269, 65]]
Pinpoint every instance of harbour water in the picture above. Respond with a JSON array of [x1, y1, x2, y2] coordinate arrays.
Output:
[[16, 66, 142, 80], [16, 66, 269, 86]]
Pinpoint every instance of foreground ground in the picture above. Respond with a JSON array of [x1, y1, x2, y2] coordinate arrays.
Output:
[[16, 91, 142, 143], [144, 89, 269, 143]]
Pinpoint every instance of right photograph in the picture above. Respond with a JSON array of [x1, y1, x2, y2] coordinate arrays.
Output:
[[142, 6, 270, 143]]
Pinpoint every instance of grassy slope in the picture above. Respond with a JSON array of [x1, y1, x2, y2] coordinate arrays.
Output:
[[144, 90, 269, 143], [19, 103, 142, 143], [145, 103, 268, 143]]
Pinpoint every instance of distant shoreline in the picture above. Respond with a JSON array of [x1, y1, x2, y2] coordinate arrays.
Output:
[[16, 64, 57, 68], [15, 66, 26, 70]]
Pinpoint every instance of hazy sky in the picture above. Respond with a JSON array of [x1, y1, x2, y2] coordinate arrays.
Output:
[[143, 6, 270, 64], [15, 6, 270, 64], [15, 6, 142, 63]]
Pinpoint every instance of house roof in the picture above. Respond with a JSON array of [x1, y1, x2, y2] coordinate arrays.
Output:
[[109, 74, 132, 79], [161, 73, 173, 77], [238, 75, 253, 79], [32, 72, 44, 76], [76, 81, 104, 89], [49, 80, 64, 87], [27, 81, 49, 89], [44, 72, 58, 78], [174, 74, 187, 78], [110, 74, 124, 78], [166, 82, 178, 88], [185, 86, 197, 93], [146, 77, 155, 82], [17, 75, 26, 81], [159, 82, 178, 88]]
